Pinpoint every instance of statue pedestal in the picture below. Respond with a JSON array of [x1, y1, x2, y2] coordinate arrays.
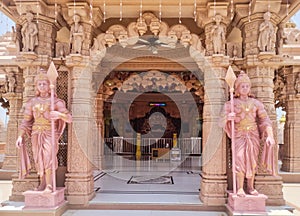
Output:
[[23, 187, 65, 209], [226, 192, 268, 215]]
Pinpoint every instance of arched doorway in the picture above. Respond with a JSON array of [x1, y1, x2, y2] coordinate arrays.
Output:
[[94, 56, 204, 193]]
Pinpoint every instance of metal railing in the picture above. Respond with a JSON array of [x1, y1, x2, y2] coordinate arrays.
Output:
[[104, 137, 202, 156]]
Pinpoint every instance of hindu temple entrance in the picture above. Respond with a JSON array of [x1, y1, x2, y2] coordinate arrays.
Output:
[[95, 67, 204, 192]]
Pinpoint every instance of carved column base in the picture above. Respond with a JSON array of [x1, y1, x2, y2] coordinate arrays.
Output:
[[255, 175, 285, 206], [1, 155, 18, 170], [200, 174, 227, 205], [281, 156, 300, 172], [65, 172, 95, 205], [9, 173, 39, 202]]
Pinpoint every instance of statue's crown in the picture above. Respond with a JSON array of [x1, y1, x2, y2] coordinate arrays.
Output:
[[234, 71, 251, 89], [34, 71, 49, 83]]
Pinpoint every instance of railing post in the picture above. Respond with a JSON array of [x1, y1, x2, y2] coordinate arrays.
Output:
[[136, 133, 141, 160]]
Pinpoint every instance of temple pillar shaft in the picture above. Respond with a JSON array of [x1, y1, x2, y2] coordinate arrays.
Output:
[[9, 65, 44, 201], [1, 93, 22, 171], [2, 68, 23, 171], [9, 7, 58, 200], [65, 57, 95, 205], [235, 7, 285, 204], [281, 66, 300, 172], [246, 65, 285, 205], [199, 55, 229, 205], [94, 93, 105, 170]]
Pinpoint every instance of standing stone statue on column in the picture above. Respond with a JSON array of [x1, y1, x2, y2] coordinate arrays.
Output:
[[16, 72, 72, 193], [21, 12, 39, 52], [258, 12, 276, 52], [211, 14, 226, 55], [70, 14, 84, 54], [220, 71, 276, 196], [7, 72, 16, 93]]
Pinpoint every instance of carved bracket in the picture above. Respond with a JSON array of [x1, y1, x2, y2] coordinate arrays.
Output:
[[90, 12, 205, 57]]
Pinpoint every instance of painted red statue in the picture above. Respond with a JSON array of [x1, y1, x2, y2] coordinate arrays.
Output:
[[220, 71, 275, 197], [16, 73, 72, 193]]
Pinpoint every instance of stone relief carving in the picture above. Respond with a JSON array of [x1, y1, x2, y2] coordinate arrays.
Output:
[[294, 72, 300, 94], [90, 12, 205, 56], [211, 14, 226, 55], [0, 71, 7, 94], [70, 14, 84, 54], [227, 42, 242, 58], [276, 24, 287, 55], [21, 12, 39, 52], [7, 72, 16, 93], [258, 12, 276, 52], [273, 73, 286, 108], [56, 42, 70, 58]]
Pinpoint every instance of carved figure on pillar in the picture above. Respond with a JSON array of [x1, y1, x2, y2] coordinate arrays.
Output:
[[276, 24, 287, 55], [220, 71, 275, 197], [7, 72, 16, 93], [258, 12, 276, 52], [16, 73, 72, 193], [70, 14, 84, 54], [274, 74, 286, 107], [211, 14, 226, 54], [21, 12, 39, 52], [294, 72, 300, 94]]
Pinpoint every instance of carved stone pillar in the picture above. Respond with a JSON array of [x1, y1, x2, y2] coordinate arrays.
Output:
[[9, 62, 50, 201], [246, 64, 285, 205], [281, 66, 300, 172], [197, 53, 229, 205], [9, 58, 53, 202], [1, 93, 22, 171], [94, 93, 105, 170], [234, 4, 285, 204], [2, 68, 23, 171], [9, 1, 58, 199], [65, 56, 95, 205]]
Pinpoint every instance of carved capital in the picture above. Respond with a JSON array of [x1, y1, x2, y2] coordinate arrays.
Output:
[[62, 2, 102, 26], [15, 0, 47, 16], [196, 3, 230, 28], [252, 0, 282, 14], [16, 54, 51, 69]]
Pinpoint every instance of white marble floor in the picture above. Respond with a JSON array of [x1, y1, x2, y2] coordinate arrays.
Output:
[[63, 169, 228, 216]]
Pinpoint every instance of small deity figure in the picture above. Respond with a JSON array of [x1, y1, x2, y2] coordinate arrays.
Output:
[[220, 71, 275, 197], [16, 73, 72, 193], [70, 14, 84, 54], [21, 12, 39, 52], [211, 14, 226, 54], [7, 72, 16, 93], [294, 73, 300, 94], [258, 12, 276, 52], [276, 24, 287, 55], [273, 74, 286, 106]]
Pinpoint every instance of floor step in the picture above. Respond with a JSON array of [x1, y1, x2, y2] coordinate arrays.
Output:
[[63, 209, 227, 216]]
